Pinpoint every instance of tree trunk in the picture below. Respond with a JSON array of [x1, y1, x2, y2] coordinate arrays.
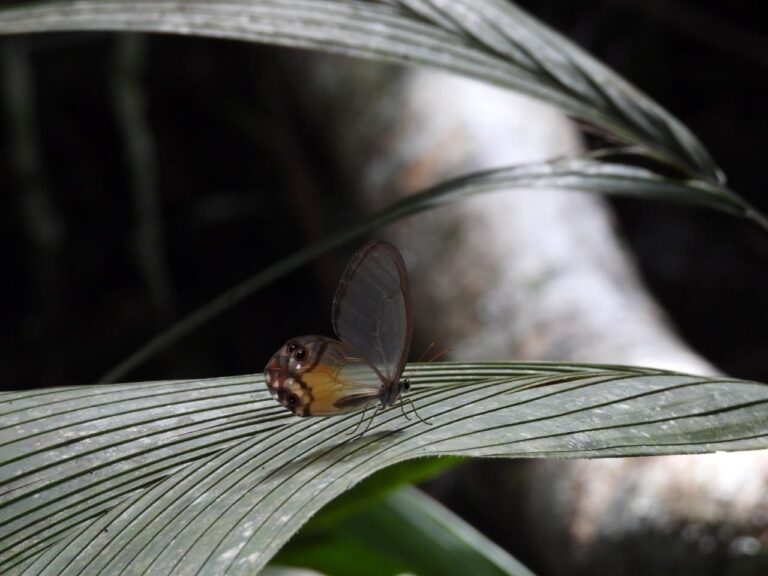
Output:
[[278, 52, 768, 575]]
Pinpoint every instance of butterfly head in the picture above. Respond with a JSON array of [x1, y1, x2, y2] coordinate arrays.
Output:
[[379, 376, 410, 407], [264, 336, 323, 416]]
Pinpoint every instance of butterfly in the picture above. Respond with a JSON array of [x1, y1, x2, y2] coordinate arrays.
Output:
[[264, 240, 414, 421]]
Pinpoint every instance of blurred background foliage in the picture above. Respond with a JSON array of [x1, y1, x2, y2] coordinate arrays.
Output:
[[1, 0, 766, 393], [0, 0, 768, 388], [2, 1, 768, 575]]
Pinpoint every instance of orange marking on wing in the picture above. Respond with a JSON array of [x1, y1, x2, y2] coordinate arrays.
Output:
[[302, 362, 378, 415], [302, 364, 351, 415]]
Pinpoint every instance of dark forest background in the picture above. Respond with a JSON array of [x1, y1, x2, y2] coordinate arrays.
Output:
[[1, 0, 766, 392]]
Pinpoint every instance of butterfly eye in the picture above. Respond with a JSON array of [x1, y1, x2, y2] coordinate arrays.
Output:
[[287, 393, 300, 406], [293, 347, 307, 361], [287, 341, 299, 353]]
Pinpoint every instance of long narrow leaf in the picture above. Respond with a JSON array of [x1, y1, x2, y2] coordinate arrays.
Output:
[[98, 157, 747, 383], [277, 485, 536, 576], [297, 456, 464, 530], [0, 0, 721, 181], [2, 362, 768, 574]]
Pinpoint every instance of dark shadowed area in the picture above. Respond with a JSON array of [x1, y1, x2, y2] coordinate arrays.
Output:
[[1, 1, 765, 392], [1, 2, 766, 575]]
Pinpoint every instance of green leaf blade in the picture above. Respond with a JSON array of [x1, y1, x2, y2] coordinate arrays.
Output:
[[278, 485, 535, 576], [0, 0, 722, 180], [3, 363, 768, 574]]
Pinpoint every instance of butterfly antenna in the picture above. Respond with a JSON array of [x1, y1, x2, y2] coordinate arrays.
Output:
[[416, 342, 435, 363], [416, 342, 451, 365], [426, 346, 451, 364]]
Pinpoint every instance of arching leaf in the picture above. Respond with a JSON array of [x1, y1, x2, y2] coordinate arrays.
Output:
[[0, 0, 722, 181], [2, 362, 768, 574]]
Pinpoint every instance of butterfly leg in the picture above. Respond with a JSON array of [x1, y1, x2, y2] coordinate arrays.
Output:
[[404, 397, 432, 425], [399, 398, 413, 421], [357, 405, 382, 438], [347, 406, 369, 436]]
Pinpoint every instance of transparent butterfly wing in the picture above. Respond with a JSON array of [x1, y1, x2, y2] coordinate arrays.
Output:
[[331, 240, 412, 386], [298, 338, 384, 414], [264, 336, 384, 416]]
